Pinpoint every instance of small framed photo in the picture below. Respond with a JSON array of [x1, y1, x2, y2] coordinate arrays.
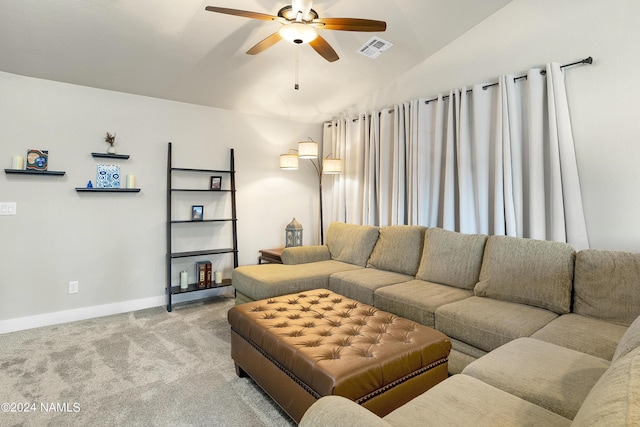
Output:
[[210, 176, 222, 190], [191, 205, 204, 221]]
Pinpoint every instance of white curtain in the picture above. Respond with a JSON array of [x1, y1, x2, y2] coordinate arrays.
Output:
[[324, 63, 589, 249]]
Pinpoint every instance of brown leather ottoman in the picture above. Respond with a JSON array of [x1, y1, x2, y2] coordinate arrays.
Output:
[[228, 289, 451, 423]]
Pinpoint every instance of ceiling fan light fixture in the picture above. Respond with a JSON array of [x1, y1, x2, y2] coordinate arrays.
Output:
[[279, 22, 318, 45]]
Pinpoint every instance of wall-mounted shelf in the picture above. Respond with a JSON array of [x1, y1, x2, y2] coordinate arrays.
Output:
[[91, 152, 130, 159], [5, 169, 66, 176], [75, 188, 140, 193]]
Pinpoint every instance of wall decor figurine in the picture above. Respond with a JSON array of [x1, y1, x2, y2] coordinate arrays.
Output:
[[105, 132, 117, 154]]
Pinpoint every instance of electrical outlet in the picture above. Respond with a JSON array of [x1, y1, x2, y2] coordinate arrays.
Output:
[[69, 281, 79, 294]]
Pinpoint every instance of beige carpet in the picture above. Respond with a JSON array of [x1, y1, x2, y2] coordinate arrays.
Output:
[[0, 295, 295, 427]]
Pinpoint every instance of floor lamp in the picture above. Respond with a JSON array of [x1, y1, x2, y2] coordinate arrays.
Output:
[[280, 138, 341, 245]]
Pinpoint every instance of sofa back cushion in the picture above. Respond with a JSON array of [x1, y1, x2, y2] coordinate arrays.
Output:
[[366, 225, 427, 275], [326, 222, 379, 267], [416, 228, 488, 289], [571, 346, 640, 426], [573, 249, 640, 326], [613, 314, 640, 363], [474, 235, 575, 314]]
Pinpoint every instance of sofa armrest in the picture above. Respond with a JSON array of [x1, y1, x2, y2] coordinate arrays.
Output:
[[299, 396, 392, 427], [281, 245, 331, 265]]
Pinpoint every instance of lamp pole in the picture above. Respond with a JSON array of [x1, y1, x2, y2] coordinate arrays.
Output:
[[309, 159, 325, 245]]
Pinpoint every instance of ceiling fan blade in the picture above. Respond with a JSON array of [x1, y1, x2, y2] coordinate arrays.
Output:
[[309, 35, 339, 62], [205, 6, 280, 21], [246, 32, 282, 55], [314, 17, 387, 32]]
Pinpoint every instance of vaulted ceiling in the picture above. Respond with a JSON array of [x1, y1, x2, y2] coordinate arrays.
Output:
[[0, 0, 512, 123]]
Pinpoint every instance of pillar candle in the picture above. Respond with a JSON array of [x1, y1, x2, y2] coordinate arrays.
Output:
[[214, 271, 222, 284], [180, 271, 188, 289], [126, 174, 136, 189], [11, 156, 24, 170]]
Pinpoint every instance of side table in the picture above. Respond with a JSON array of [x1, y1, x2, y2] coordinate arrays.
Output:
[[258, 248, 284, 264]]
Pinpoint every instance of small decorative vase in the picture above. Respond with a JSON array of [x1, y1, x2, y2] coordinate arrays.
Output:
[[107, 146, 117, 154]]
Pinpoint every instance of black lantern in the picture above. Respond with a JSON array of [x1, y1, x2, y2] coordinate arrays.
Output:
[[285, 218, 303, 247]]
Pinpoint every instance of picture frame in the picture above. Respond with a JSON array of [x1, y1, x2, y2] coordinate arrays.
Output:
[[210, 176, 222, 190], [191, 205, 204, 221]]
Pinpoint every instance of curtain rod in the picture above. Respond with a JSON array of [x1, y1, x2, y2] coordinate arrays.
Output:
[[424, 56, 593, 104], [324, 56, 594, 125]]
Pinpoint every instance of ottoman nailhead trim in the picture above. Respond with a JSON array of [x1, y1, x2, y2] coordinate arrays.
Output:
[[355, 357, 448, 405]]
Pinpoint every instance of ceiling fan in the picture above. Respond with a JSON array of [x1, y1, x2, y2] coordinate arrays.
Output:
[[205, 0, 386, 62]]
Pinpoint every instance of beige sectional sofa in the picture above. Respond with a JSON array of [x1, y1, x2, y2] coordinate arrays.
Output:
[[232, 222, 640, 425]]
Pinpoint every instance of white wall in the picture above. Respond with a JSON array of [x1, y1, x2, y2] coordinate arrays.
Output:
[[360, 0, 640, 252], [0, 72, 321, 328]]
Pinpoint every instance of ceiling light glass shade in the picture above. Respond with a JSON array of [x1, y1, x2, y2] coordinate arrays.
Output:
[[279, 22, 318, 45], [297, 140, 318, 159], [280, 153, 299, 170], [322, 158, 342, 174]]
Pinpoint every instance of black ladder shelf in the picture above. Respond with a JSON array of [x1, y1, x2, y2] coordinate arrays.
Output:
[[165, 142, 238, 311]]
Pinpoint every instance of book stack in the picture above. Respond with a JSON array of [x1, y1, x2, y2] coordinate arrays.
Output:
[[195, 261, 212, 289]]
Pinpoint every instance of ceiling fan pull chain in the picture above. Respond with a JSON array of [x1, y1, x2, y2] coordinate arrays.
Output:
[[294, 48, 300, 90]]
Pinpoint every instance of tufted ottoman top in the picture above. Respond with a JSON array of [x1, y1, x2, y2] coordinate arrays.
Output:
[[228, 289, 451, 402]]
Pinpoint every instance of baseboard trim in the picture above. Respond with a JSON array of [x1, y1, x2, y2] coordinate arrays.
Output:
[[0, 295, 166, 335]]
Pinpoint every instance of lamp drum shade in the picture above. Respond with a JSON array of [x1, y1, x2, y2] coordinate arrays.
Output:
[[280, 153, 299, 170], [322, 158, 342, 174], [298, 141, 318, 159]]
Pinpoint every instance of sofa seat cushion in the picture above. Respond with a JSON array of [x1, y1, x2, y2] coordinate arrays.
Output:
[[383, 374, 571, 427], [462, 338, 609, 419], [474, 235, 575, 314], [326, 222, 379, 266], [573, 249, 640, 326], [435, 296, 558, 352], [416, 227, 487, 289], [572, 346, 640, 426], [531, 313, 627, 361], [366, 225, 427, 275], [232, 260, 363, 301], [328, 268, 413, 306], [374, 279, 473, 328]]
